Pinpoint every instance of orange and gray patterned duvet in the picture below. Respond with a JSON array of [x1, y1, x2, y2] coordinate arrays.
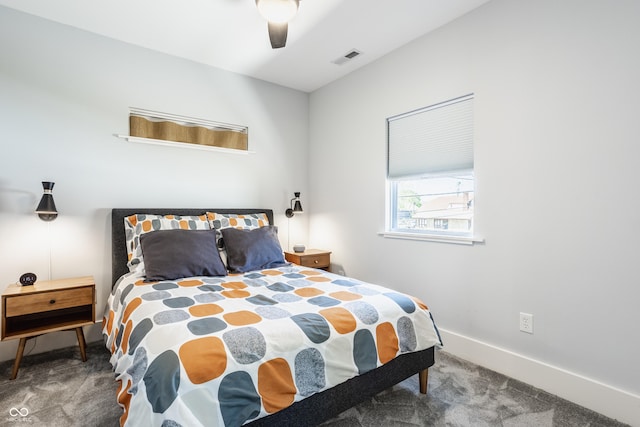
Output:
[[103, 265, 442, 426]]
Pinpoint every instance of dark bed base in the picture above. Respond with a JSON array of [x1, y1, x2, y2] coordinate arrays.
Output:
[[248, 347, 434, 426], [110, 208, 436, 426]]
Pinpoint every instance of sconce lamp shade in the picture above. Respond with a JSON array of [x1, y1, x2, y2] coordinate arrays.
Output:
[[292, 199, 303, 213], [35, 181, 58, 221], [285, 191, 303, 218]]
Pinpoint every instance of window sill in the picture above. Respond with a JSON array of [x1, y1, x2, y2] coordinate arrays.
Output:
[[378, 231, 484, 245]]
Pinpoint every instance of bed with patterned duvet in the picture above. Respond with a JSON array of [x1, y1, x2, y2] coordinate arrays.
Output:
[[104, 208, 442, 426]]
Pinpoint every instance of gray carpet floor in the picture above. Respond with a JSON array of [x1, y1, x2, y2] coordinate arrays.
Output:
[[0, 341, 629, 427]]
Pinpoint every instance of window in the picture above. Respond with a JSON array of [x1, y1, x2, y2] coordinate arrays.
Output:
[[386, 94, 474, 240]]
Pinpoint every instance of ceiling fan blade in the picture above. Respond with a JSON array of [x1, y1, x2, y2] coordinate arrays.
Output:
[[267, 21, 288, 49]]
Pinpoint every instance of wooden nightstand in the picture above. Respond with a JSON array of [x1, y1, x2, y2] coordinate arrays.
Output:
[[1, 276, 96, 380], [285, 249, 332, 271]]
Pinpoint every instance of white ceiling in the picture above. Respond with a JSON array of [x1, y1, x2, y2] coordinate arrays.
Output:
[[0, 0, 490, 93]]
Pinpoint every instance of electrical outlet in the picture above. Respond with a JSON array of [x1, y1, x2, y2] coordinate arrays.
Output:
[[520, 312, 533, 334]]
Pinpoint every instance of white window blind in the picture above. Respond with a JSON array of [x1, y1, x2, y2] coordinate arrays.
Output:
[[388, 94, 474, 179]]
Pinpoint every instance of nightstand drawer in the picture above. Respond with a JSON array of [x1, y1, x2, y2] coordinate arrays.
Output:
[[285, 249, 332, 271], [4, 286, 93, 317], [299, 253, 330, 268]]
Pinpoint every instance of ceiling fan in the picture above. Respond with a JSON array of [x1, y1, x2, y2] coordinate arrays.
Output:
[[255, 0, 300, 49]]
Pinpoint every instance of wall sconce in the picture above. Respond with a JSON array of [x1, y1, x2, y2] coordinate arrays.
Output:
[[35, 181, 58, 221], [285, 192, 303, 218]]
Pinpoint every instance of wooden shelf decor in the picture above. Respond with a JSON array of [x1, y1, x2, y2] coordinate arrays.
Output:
[[121, 108, 250, 153]]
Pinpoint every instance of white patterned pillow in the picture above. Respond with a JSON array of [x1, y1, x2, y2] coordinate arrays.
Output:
[[124, 213, 210, 273]]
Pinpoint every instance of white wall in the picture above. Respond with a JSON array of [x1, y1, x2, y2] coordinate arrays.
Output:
[[0, 7, 309, 361], [309, 0, 640, 422]]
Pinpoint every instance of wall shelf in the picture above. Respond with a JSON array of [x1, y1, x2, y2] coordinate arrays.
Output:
[[120, 107, 253, 154], [115, 134, 255, 155]]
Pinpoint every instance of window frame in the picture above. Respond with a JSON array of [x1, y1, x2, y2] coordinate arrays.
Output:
[[382, 94, 482, 245]]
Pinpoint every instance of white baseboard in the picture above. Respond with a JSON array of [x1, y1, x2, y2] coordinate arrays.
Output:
[[438, 328, 640, 427]]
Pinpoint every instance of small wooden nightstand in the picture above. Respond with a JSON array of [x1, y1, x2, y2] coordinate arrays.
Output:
[[285, 249, 332, 271], [1, 276, 96, 380]]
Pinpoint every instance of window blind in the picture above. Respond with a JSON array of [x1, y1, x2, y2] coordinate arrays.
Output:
[[387, 94, 474, 179]]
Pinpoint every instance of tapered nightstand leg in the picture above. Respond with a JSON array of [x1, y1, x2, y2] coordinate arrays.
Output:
[[10, 338, 27, 380], [75, 327, 87, 362]]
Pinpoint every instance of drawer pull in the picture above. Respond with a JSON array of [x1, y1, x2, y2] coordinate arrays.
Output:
[[49, 299, 56, 304], [314, 260, 319, 264]]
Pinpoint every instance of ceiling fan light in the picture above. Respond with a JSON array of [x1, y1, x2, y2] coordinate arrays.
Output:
[[256, 0, 299, 24]]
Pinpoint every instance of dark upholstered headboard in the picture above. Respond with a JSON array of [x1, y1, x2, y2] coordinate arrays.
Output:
[[111, 208, 274, 287]]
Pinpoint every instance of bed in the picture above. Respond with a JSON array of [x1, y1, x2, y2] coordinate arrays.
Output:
[[105, 208, 442, 426]]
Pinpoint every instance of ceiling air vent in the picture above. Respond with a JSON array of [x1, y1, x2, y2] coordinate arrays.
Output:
[[332, 49, 363, 65]]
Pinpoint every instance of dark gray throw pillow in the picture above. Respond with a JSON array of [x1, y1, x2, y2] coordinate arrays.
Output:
[[220, 226, 288, 273], [140, 229, 227, 280]]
